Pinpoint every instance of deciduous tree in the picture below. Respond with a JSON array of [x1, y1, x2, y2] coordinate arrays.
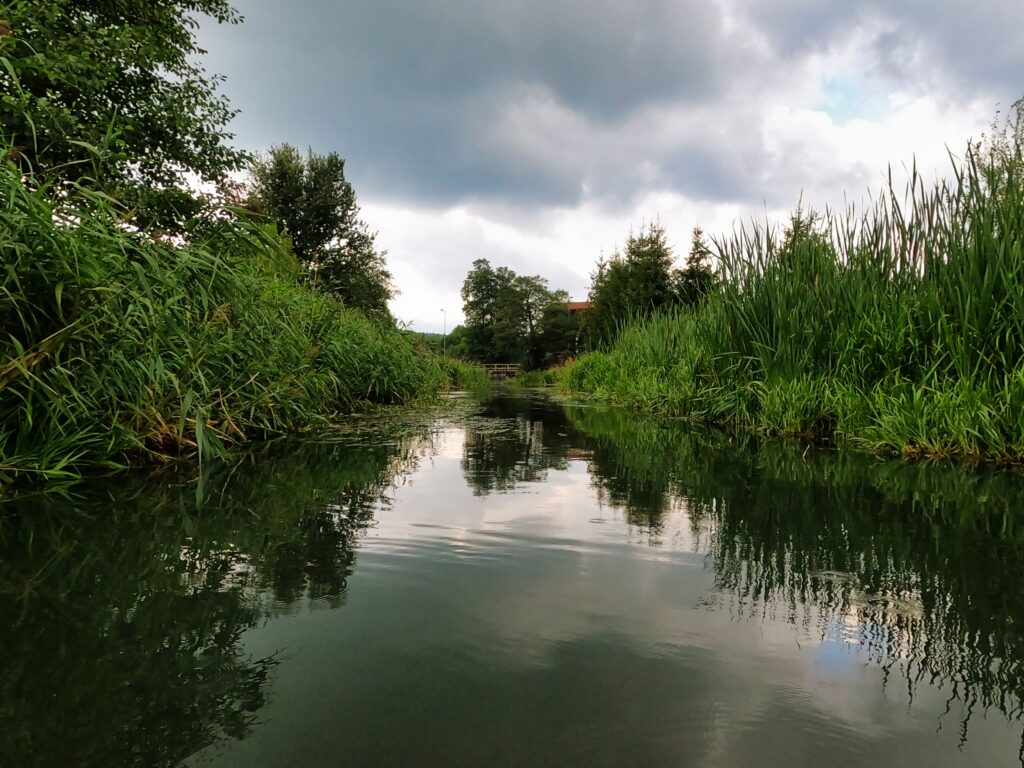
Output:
[[249, 145, 394, 320], [460, 260, 572, 366], [0, 0, 246, 227]]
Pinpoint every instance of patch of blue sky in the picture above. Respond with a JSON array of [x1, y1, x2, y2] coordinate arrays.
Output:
[[818, 76, 887, 124]]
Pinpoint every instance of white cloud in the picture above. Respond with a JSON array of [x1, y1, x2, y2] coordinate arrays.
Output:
[[199, 0, 1019, 332], [373, 92, 994, 331]]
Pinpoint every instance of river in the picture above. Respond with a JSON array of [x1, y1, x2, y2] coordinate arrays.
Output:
[[3, 391, 1024, 766]]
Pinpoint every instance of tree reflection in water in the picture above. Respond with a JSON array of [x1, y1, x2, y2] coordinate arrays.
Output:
[[0, 419, 436, 767], [460, 393, 575, 494], [4, 394, 1024, 764]]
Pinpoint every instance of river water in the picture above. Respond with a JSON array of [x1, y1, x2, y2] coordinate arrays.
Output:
[[4, 391, 1024, 767]]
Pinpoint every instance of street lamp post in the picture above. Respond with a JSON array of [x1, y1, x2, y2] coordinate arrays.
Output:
[[441, 308, 447, 358]]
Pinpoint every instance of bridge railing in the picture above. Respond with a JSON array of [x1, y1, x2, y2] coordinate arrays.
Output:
[[482, 363, 521, 378]]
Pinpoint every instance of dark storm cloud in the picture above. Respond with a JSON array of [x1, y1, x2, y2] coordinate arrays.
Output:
[[199, 0, 752, 206], [198, 0, 1023, 210]]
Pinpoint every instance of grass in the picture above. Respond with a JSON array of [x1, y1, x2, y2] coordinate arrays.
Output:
[[565, 111, 1024, 462], [438, 357, 490, 390], [0, 158, 457, 489], [503, 365, 571, 388]]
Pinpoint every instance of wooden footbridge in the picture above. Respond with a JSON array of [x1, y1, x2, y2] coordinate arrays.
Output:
[[483, 363, 520, 380]]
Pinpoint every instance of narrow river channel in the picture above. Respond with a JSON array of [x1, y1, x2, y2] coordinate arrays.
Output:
[[4, 391, 1024, 767]]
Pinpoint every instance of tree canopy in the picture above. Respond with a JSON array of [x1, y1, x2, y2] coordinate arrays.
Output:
[[0, 0, 246, 226], [587, 222, 720, 346], [588, 222, 677, 347], [248, 145, 394, 320], [677, 226, 717, 306], [460, 259, 577, 367]]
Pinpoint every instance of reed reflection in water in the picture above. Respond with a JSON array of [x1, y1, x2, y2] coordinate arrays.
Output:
[[3, 393, 1024, 766]]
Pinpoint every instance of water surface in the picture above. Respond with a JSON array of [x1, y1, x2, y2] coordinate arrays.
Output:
[[4, 392, 1024, 766]]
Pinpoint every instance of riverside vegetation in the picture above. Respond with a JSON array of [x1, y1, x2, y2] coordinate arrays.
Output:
[[0, 1, 485, 489], [0, 154, 489, 487], [566, 102, 1024, 463]]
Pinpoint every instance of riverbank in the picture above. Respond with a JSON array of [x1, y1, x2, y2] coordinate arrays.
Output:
[[563, 134, 1024, 463], [0, 162, 484, 489]]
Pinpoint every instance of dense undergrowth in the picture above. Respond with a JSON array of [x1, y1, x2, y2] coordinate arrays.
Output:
[[436, 357, 489, 391], [566, 115, 1024, 462], [0, 160, 467, 487]]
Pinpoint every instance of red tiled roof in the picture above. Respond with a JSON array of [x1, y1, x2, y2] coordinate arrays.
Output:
[[566, 301, 591, 311]]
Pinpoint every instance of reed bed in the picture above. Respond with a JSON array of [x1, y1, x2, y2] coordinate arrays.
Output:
[[438, 358, 490, 390], [566, 127, 1024, 461], [0, 160, 450, 487], [503, 366, 569, 388]]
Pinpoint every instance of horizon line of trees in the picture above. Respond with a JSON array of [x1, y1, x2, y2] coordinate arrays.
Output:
[[455, 221, 719, 367], [587, 221, 717, 348], [458, 259, 581, 368]]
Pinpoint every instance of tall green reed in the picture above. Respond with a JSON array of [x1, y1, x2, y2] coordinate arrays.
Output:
[[0, 158, 447, 488], [566, 112, 1024, 461]]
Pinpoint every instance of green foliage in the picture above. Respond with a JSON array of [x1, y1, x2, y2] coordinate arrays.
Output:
[[439, 357, 489, 390], [460, 259, 575, 367], [0, 0, 246, 228], [676, 226, 717, 306], [0, 159, 446, 488], [504, 365, 569, 388], [565, 103, 1024, 462], [587, 221, 680, 347], [405, 327, 473, 361], [536, 299, 580, 365], [248, 144, 394, 320], [443, 324, 471, 359]]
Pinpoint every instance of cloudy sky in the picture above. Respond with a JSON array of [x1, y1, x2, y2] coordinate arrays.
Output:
[[198, 0, 1022, 332]]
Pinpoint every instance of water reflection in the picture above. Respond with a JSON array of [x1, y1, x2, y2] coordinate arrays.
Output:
[[569, 403, 1024, 750], [464, 395, 1024, 748], [0, 421, 435, 767], [460, 394, 574, 493], [3, 394, 1024, 765]]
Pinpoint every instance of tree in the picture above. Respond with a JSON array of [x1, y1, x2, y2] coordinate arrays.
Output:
[[516, 275, 557, 368], [460, 259, 525, 363], [444, 325, 470, 359], [317, 247, 394, 321], [775, 205, 836, 271], [249, 145, 394, 320], [588, 222, 678, 346], [587, 256, 627, 348], [624, 222, 678, 310], [0, 0, 246, 227], [460, 260, 569, 367], [461, 259, 503, 361], [677, 226, 717, 307], [537, 292, 580, 365]]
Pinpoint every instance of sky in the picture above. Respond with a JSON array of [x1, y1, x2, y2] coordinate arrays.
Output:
[[197, 0, 1023, 332]]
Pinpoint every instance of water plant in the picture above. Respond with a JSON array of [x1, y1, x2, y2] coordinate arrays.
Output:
[[566, 103, 1024, 462]]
